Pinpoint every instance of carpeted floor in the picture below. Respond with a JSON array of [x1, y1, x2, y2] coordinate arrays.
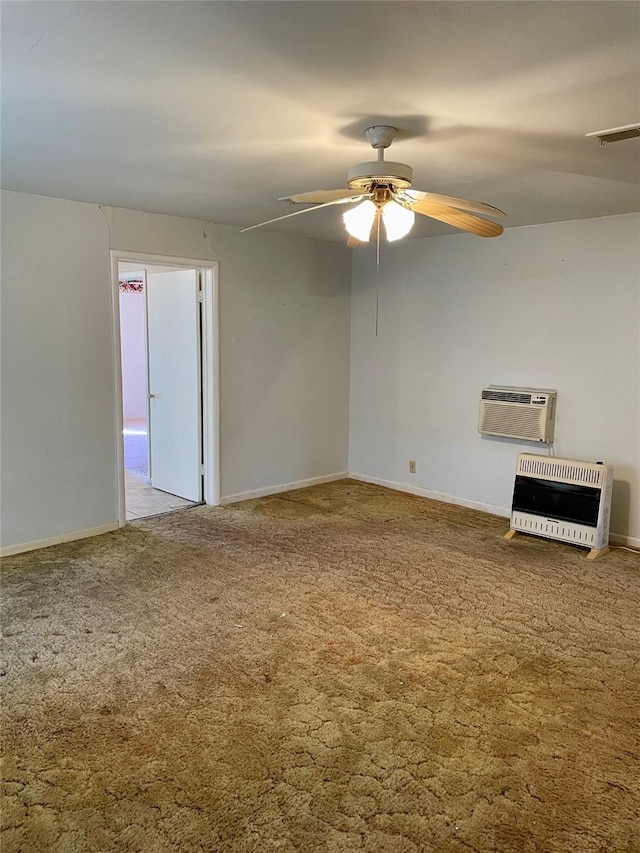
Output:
[[1, 479, 639, 853]]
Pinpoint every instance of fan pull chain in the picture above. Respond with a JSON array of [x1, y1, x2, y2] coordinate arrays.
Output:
[[375, 212, 381, 336]]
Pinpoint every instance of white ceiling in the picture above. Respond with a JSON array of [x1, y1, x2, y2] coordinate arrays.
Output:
[[2, 1, 639, 242]]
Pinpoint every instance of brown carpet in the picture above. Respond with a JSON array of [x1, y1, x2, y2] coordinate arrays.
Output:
[[1, 479, 639, 853]]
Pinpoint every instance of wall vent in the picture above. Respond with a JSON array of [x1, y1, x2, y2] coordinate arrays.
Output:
[[585, 123, 640, 146]]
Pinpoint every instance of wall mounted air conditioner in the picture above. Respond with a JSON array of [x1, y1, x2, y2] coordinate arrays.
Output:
[[505, 453, 614, 560], [479, 386, 557, 443]]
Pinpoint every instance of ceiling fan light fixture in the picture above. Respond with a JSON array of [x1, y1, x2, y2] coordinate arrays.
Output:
[[343, 200, 376, 242], [382, 201, 415, 241]]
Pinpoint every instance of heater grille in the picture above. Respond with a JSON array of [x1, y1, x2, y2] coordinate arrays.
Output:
[[516, 455, 606, 486], [511, 512, 599, 546]]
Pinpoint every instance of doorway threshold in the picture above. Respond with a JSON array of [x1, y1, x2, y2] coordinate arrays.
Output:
[[125, 470, 199, 521]]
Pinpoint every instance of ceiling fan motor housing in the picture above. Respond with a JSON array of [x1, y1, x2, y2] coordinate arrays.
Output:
[[348, 160, 413, 190]]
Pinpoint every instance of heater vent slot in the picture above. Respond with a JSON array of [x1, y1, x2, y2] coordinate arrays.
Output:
[[516, 455, 606, 487]]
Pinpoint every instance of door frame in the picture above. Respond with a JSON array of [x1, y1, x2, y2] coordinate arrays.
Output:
[[110, 250, 220, 525]]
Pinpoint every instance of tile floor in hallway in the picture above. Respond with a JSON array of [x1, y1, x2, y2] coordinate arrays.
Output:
[[123, 422, 198, 520], [125, 470, 197, 521]]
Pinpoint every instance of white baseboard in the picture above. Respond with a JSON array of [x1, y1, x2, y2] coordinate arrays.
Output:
[[3, 480, 637, 556], [610, 533, 640, 550], [220, 471, 349, 506], [348, 472, 511, 518], [348, 472, 640, 551], [1, 522, 119, 558]]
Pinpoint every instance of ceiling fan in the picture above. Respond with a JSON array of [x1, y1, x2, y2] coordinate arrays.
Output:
[[242, 125, 505, 244]]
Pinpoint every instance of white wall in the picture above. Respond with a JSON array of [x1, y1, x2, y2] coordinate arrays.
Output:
[[349, 214, 640, 545], [3, 191, 635, 553], [109, 208, 352, 501], [1, 193, 117, 549], [119, 288, 147, 421], [1, 191, 352, 552]]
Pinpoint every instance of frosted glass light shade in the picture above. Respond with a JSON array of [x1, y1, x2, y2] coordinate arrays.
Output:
[[382, 201, 415, 241], [343, 200, 376, 242]]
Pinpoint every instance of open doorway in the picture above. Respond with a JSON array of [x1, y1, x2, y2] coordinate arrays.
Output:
[[111, 249, 220, 526], [118, 262, 199, 519], [113, 255, 219, 523]]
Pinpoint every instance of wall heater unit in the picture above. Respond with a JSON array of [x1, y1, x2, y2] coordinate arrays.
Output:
[[479, 386, 556, 443], [505, 453, 614, 560]]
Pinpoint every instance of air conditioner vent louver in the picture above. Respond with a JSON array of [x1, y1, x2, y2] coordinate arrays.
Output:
[[482, 390, 532, 404], [480, 405, 545, 440]]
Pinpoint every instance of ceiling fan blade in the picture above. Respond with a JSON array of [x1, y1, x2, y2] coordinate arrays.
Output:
[[280, 189, 363, 205], [403, 190, 505, 218], [407, 198, 504, 237], [241, 195, 366, 233]]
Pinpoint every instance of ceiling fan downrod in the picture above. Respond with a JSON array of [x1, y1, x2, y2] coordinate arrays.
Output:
[[364, 125, 398, 152]]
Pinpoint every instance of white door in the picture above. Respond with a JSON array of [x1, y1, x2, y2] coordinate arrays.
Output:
[[146, 269, 201, 502]]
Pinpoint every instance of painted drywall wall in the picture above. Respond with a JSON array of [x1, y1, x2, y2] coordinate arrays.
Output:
[[4, 189, 634, 553], [349, 213, 640, 545], [1, 193, 117, 548], [119, 288, 148, 421], [1, 191, 352, 551], [109, 208, 352, 501]]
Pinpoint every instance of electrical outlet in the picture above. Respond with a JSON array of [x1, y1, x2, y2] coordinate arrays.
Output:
[[409, 460, 416, 474]]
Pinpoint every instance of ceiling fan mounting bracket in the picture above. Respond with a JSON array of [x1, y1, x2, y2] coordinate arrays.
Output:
[[365, 125, 398, 150]]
